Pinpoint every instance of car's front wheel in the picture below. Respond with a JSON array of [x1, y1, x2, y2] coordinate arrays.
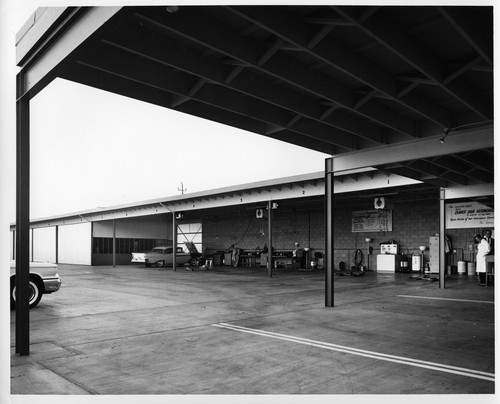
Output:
[[156, 260, 165, 268], [10, 277, 43, 309]]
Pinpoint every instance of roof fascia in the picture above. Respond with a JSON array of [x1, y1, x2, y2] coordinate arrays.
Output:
[[11, 171, 421, 230], [327, 125, 493, 173], [17, 7, 122, 100]]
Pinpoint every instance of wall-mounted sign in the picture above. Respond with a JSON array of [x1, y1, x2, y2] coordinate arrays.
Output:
[[352, 210, 392, 233], [446, 201, 494, 229]]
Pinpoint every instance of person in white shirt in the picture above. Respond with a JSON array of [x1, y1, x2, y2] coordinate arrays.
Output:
[[484, 229, 494, 255], [475, 233, 491, 286]]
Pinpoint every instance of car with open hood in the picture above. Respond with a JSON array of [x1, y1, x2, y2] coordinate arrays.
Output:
[[132, 244, 199, 267]]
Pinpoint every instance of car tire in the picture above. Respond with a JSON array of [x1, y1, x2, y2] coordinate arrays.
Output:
[[156, 260, 165, 268], [189, 257, 198, 266], [10, 277, 43, 309], [145, 263, 152, 268]]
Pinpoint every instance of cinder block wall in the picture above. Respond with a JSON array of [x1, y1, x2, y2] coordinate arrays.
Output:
[[333, 200, 479, 269], [202, 199, 482, 270], [202, 207, 325, 253]]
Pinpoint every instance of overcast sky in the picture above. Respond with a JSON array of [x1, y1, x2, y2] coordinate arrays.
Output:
[[2, 2, 489, 222], [1, 1, 332, 223]]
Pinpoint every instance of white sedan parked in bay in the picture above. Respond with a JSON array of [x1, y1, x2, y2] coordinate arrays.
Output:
[[132, 245, 197, 267]]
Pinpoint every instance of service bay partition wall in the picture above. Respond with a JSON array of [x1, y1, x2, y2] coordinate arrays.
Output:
[[58, 222, 92, 265], [33, 226, 56, 263]]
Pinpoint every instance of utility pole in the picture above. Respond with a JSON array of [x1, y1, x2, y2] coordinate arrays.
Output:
[[178, 182, 187, 195]]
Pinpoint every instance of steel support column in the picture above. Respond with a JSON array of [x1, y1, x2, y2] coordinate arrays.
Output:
[[55, 225, 59, 264], [172, 213, 177, 271], [15, 73, 30, 355], [439, 189, 446, 289], [325, 158, 334, 307], [267, 200, 273, 278], [112, 219, 116, 268], [12, 6, 121, 357]]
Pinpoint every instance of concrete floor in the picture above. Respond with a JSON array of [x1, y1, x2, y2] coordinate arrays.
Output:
[[10, 263, 495, 399]]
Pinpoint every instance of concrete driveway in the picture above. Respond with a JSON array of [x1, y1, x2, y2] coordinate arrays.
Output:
[[10, 264, 495, 399]]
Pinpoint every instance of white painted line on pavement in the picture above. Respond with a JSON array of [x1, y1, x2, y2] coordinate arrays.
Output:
[[398, 295, 494, 304], [212, 322, 494, 382]]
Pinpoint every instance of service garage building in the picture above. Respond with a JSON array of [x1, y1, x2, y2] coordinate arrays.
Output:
[[12, 4, 493, 366], [11, 170, 493, 274]]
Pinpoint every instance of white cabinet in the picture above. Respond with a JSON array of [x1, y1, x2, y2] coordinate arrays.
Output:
[[376, 254, 401, 272]]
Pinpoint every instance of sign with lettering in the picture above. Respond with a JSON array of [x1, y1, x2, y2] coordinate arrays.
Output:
[[352, 210, 392, 232], [446, 201, 494, 229]]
